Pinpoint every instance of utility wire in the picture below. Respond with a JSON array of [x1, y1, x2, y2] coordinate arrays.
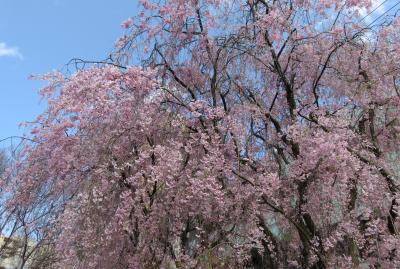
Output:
[[359, 0, 390, 22], [366, 0, 400, 27]]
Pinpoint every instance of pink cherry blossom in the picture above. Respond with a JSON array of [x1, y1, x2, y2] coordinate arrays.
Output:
[[2, 0, 399, 268]]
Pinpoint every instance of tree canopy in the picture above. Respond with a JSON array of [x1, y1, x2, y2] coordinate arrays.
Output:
[[1, 0, 400, 268]]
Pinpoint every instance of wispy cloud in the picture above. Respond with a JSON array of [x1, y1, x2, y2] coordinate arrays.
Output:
[[0, 42, 23, 60]]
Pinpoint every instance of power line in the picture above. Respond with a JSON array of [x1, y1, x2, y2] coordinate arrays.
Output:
[[366, 0, 400, 27], [359, 0, 391, 22]]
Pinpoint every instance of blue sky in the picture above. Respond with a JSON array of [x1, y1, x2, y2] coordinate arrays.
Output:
[[0, 0, 137, 144]]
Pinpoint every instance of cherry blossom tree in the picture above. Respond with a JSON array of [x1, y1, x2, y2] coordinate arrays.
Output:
[[3, 0, 400, 268]]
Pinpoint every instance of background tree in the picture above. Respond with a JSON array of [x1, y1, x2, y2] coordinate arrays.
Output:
[[0, 141, 57, 269], [2, 0, 400, 268]]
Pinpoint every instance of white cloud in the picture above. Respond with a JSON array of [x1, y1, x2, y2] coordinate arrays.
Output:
[[0, 42, 23, 59], [372, 0, 387, 14]]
